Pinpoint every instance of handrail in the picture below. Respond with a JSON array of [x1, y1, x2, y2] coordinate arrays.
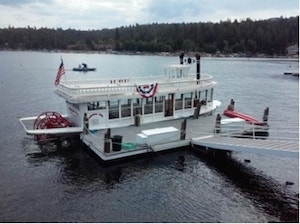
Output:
[[188, 122, 299, 142], [60, 73, 212, 85]]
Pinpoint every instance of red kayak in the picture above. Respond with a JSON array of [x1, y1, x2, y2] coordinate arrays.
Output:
[[223, 109, 264, 126]]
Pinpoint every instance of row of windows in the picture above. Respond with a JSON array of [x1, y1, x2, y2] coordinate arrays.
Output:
[[87, 90, 213, 119]]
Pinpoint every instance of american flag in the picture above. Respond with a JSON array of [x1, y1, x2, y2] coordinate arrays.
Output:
[[54, 59, 65, 86]]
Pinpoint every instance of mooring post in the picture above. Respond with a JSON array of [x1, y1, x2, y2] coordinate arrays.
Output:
[[263, 107, 269, 125], [180, 118, 187, 140], [104, 128, 111, 153], [135, 112, 141, 126], [214, 114, 222, 134], [227, 99, 235, 111], [83, 113, 89, 134], [107, 128, 111, 139]]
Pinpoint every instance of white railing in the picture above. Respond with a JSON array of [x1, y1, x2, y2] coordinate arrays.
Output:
[[82, 129, 105, 152], [56, 74, 214, 101], [188, 122, 299, 142]]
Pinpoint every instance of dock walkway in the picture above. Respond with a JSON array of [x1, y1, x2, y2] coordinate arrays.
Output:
[[191, 135, 298, 158]]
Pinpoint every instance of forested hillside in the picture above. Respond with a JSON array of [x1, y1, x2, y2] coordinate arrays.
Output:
[[0, 16, 298, 56]]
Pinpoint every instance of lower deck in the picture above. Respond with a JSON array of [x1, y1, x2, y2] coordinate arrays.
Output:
[[80, 114, 216, 161], [80, 115, 299, 161]]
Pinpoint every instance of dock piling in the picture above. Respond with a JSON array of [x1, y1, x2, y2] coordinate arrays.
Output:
[[104, 138, 111, 153], [104, 128, 111, 153], [263, 107, 269, 125], [227, 99, 235, 111], [214, 114, 222, 134], [83, 113, 89, 134], [135, 113, 141, 126], [180, 119, 187, 140]]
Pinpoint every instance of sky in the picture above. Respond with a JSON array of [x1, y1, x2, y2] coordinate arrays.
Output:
[[0, 0, 298, 30]]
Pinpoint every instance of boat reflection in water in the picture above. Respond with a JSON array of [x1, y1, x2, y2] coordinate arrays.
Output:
[[24, 139, 299, 222]]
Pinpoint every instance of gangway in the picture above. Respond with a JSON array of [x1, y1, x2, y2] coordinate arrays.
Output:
[[190, 122, 299, 158]]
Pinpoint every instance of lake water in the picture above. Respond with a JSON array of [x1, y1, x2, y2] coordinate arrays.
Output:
[[0, 51, 298, 222]]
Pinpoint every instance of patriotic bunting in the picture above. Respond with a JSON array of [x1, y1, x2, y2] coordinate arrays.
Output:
[[136, 83, 158, 98]]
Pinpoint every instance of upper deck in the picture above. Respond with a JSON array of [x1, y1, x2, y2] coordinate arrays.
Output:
[[54, 64, 216, 103]]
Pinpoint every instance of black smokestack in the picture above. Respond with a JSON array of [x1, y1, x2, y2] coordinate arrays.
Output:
[[196, 53, 201, 80], [179, 52, 184, 64]]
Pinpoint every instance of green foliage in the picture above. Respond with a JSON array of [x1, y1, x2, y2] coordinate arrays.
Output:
[[0, 16, 298, 55]]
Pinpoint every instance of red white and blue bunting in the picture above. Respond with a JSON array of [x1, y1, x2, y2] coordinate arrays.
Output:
[[136, 83, 158, 98]]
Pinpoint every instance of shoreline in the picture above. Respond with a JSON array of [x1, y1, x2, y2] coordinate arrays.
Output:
[[0, 48, 299, 60]]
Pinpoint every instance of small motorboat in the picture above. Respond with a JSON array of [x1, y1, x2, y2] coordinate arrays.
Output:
[[73, 67, 96, 72], [73, 63, 96, 72]]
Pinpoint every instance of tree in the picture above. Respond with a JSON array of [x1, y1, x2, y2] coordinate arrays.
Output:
[[0, 16, 298, 55]]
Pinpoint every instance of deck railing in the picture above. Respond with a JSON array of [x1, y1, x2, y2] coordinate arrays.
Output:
[[55, 74, 214, 101], [188, 122, 299, 142]]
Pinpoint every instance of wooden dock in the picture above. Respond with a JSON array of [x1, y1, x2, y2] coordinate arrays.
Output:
[[80, 115, 299, 161]]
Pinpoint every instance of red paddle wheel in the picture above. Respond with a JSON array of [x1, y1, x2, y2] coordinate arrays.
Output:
[[33, 111, 71, 142]]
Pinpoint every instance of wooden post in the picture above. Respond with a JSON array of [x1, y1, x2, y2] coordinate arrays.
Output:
[[180, 119, 187, 140], [263, 107, 269, 125], [227, 99, 235, 111], [104, 128, 111, 153], [193, 102, 201, 119], [214, 114, 222, 134], [83, 113, 88, 134], [106, 128, 111, 139], [135, 113, 141, 126]]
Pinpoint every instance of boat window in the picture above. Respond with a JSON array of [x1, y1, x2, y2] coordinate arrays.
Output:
[[177, 69, 183, 78], [155, 96, 164, 113], [175, 93, 183, 110], [88, 101, 106, 111], [144, 97, 154, 114], [184, 93, 193, 109], [121, 99, 131, 117], [170, 69, 176, 78], [207, 89, 213, 103], [164, 94, 174, 116], [199, 90, 207, 105], [108, 100, 119, 119]]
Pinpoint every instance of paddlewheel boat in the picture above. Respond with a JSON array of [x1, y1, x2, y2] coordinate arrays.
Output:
[[19, 54, 221, 145]]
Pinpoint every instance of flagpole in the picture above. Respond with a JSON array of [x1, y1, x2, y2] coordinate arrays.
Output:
[[54, 56, 66, 86], [61, 55, 67, 84]]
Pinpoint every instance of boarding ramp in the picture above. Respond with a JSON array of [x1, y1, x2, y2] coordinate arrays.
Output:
[[189, 122, 299, 158]]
